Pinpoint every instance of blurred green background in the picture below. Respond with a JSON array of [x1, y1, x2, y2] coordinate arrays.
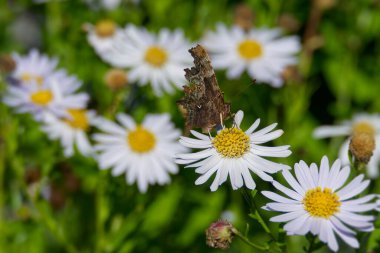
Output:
[[1, 0, 380, 252]]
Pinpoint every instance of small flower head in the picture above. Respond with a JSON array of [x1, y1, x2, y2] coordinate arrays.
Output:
[[97, 25, 192, 96], [202, 23, 300, 87], [349, 132, 375, 164], [9, 49, 60, 86], [263, 156, 378, 252], [93, 113, 186, 192], [104, 68, 128, 90], [313, 113, 380, 178], [206, 220, 236, 250], [176, 110, 291, 191], [3, 73, 89, 121], [41, 109, 97, 157], [86, 20, 123, 55], [95, 19, 116, 38]]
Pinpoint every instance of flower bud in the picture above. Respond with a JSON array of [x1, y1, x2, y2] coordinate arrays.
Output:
[[105, 69, 128, 90], [0, 54, 16, 73], [278, 13, 300, 33], [206, 220, 236, 250], [314, 0, 336, 10], [349, 132, 375, 164], [234, 4, 254, 31]]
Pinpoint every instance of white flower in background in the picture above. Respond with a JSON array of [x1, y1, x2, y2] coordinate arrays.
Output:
[[313, 113, 380, 178], [86, 20, 124, 55], [41, 109, 97, 157], [93, 113, 186, 193], [202, 23, 300, 87], [175, 110, 291, 191], [262, 156, 378, 252], [2, 74, 89, 121], [98, 0, 122, 10], [101, 25, 192, 96], [11, 49, 62, 85], [85, 0, 140, 10]]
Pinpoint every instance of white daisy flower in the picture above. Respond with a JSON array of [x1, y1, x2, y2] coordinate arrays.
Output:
[[175, 110, 291, 191], [86, 20, 124, 55], [3, 74, 89, 121], [100, 25, 192, 96], [313, 113, 380, 178], [262, 156, 378, 252], [11, 49, 62, 85], [202, 23, 301, 87], [93, 113, 186, 193], [41, 109, 97, 157], [85, 0, 140, 10]]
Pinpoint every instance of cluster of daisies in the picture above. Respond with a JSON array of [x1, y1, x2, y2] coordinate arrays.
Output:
[[2, 20, 380, 252], [2, 50, 185, 193], [86, 20, 301, 96], [176, 111, 380, 252]]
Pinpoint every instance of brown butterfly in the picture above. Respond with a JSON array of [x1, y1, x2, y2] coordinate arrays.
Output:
[[177, 45, 231, 134]]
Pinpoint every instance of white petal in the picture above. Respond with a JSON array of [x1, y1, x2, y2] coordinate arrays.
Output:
[[234, 110, 244, 128], [272, 181, 303, 201], [313, 125, 351, 138], [270, 209, 306, 222], [318, 156, 330, 188]]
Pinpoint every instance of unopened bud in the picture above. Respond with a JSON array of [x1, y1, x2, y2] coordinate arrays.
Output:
[[278, 14, 300, 33], [349, 132, 375, 164], [314, 0, 336, 10], [282, 65, 303, 83], [105, 69, 128, 90], [234, 4, 254, 31], [0, 54, 16, 73], [95, 20, 116, 38], [206, 220, 236, 250]]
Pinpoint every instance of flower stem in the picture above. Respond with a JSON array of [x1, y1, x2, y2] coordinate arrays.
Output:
[[305, 235, 316, 253], [242, 188, 276, 241], [233, 229, 269, 251]]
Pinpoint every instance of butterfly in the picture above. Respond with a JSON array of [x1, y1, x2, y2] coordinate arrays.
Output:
[[177, 45, 231, 134]]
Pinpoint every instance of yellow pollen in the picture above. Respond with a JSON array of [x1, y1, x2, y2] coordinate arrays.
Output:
[[128, 126, 156, 153], [64, 109, 89, 130], [30, 90, 53, 106], [95, 20, 116, 38], [352, 122, 375, 136], [212, 128, 250, 158], [303, 187, 341, 218], [237, 39, 263, 60], [20, 73, 43, 85], [144, 46, 168, 67]]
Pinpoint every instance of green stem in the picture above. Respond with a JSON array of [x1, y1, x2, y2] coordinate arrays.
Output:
[[234, 229, 269, 251], [26, 183, 81, 253], [95, 173, 107, 253], [242, 188, 276, 241], [305, 235, 316, 253]]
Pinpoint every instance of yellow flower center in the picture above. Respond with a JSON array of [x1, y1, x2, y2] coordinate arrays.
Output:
[[237, 39, 263, 60], [144, 46, 168, 67], [20, 73, 43, 85], [128, 126, 156, 153], [30, 90, 53, 106], [64, 109, 89, 130], [95, 20, 116, 38], [303, 187, 341, 218], [352, 122, 375, 136], [213, 128, 250, 158]]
